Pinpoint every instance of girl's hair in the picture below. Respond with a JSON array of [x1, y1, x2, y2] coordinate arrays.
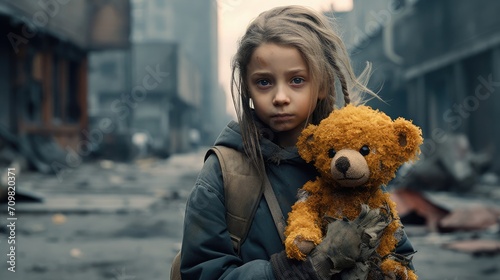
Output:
[[230, 5, 376, 174]]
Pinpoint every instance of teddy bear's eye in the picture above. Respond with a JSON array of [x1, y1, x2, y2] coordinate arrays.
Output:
[[359, 145, 370, 156], [328, 148, 336, 158]]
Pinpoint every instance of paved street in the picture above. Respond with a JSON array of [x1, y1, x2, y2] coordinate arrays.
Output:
[[0, 147, 206, 280], [1, 147, 499, 280]]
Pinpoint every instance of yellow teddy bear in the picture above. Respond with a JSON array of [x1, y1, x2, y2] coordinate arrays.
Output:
[[285, 104, 422, 279]]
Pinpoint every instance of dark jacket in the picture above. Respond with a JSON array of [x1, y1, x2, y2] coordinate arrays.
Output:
[[179, 120, 415, 279]]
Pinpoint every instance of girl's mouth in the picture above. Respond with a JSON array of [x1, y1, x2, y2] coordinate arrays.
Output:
[[271, 114, 293, 122]]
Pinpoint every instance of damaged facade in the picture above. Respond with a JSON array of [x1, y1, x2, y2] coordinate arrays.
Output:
[[329, 0, 500, 174], [2, 0, 228, 169], [88, 0, 228, 160], [0, 0, 129, 173]]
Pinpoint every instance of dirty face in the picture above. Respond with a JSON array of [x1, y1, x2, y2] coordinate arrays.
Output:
[[246, 43, 321, 147]]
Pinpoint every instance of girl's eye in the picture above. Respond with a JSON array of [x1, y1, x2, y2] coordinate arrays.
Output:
[[256, 79, 271, 87], [359, 145, 370, 156], [291, 77, 304, 85]]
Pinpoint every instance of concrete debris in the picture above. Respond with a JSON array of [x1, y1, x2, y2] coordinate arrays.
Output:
[[391, 188, 450, 232], [443, 240, 500, 256], [52, 213, 68, 225], [440, 206, 500, 232], [393, 134, 493, 192], [392, 188, 500, 233]]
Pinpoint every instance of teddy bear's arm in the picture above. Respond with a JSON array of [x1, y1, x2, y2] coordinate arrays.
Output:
[[380, 258, 418, 280], [284, 182, 324, 260]]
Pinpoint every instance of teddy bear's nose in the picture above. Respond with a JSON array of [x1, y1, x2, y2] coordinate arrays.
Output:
[[335, 156, 350, 175]]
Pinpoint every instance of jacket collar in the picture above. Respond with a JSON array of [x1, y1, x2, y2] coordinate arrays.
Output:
[[214, 119, 306, 166]]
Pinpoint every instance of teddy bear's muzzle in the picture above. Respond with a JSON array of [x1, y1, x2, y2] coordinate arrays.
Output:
[[330, 149, 370, 188]]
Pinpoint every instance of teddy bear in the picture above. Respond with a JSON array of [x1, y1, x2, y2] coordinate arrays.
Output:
[[285, 104, 422, 279]]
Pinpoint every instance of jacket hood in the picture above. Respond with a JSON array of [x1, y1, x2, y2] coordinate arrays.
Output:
[[213, 120, 306, 166]]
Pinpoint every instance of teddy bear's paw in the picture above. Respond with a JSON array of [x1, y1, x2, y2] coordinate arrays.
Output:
[[285, 237, 307, 260], [380, 257, 418, 280], [285, 246, 306, 260], [381, 268, 416, 280]]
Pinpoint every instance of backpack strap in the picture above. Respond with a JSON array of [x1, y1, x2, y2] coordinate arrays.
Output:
[[206, 146, 264, 254], [170, 146, 285, 280], [206, 146, 285, 254], [262, 175, 286, 242]]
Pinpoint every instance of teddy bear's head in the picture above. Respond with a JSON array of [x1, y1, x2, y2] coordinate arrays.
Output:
[[297, 104, 423, 189]]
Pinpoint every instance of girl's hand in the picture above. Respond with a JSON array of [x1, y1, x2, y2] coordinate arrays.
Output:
[[295, 238, 315, 255], [309, 204, 390, 279]]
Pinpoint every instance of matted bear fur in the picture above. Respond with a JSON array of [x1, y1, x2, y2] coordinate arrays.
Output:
[[285, 104, 422, 279]]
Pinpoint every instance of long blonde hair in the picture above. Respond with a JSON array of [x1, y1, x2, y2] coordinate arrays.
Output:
[[231, 5, 375, 174]]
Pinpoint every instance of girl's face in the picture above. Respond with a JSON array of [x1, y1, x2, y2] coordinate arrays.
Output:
[[247, 43, 322, 147]]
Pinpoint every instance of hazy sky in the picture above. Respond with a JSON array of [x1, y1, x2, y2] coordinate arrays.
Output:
[[217, 0, 353, 115]]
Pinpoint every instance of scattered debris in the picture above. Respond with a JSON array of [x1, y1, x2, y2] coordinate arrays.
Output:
[[392, 188, 500, 233], [391, 188, 450, 232], [100, 160, 115, 169], [70, 248, 83, 258], [388, 133, 500, 258], [52, 213, 67, 225], [440, 206, 500, 232], [393, 134, 493, 192], [29, 264, 49, 273], [109, 175, 124, 185], [443, 240, 500, 256]]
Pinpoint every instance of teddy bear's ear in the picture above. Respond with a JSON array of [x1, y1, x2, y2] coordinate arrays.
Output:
[[297, 124, 318, 163], [393, 118, 423, 161]]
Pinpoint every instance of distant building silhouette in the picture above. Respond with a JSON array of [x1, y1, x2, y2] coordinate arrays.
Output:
[[89, 0, 227, 158]]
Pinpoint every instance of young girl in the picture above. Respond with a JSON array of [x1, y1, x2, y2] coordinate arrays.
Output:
[[179, 5, 416, 279]]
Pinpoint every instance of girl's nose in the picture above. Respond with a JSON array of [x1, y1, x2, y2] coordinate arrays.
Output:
[[272, 86, 290, 106]]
